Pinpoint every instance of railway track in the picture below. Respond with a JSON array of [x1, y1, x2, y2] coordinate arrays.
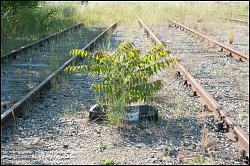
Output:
[[233, 14, 249, 18], [1, 19, 249, 164], [168, 19, 249, 62], [1, 22, 84, 61], [219, 16, 249, 26], [1, 22, 87, 111], [138, 18, 249, 161], [195, 20, 249, 56], [1, 21, 118, 127]]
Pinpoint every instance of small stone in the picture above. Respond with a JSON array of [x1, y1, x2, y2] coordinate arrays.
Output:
[[136, 144, 142, 148], [164, 148, 169, 156], [154, 147, 162, 151], [192, 144, 196, 150], [169, 149, 178, 158], [183, 142, 190, 147], [63, 144, 69, 149], [32, 138, 41, 145], [158, 158, 163, 162], [78, 132, 85, 136]]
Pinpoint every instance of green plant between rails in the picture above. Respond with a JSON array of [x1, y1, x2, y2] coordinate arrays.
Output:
[[98, 143, 108, 152], [189, 155, 215, 165], [100, 158, 115, 165], [65, 41, 176, 124]]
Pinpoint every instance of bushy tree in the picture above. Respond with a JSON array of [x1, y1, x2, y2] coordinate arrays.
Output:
[[65, 41, 176, 123], [1, 1, 41, 18], [66, 42, 175, 104]]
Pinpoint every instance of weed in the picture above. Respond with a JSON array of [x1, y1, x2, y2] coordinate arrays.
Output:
[[192, 105, 202, 114], [62, 99, 83, 117], [11, 110, 16, 126], [106, 102, 127, 125], [27, 71, 33, 89], [50, 77, 57, 95], [189, 155, 215, 165], [100, 159, 115, 165], [98, 143, 108, 152], [65, 42, 175, 124], [201, 129, 214, 150], [227, 29, 235, 44], [58, 73, 69, 88], [49, 48, 58, 72]]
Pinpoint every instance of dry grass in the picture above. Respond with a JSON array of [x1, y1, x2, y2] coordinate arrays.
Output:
[[76, 1, 248, 27], [227, 29, 235, 44], [201, 128, 215, 150], [2, 1, 248, 54]]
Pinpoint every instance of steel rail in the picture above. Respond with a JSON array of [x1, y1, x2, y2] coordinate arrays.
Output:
[[138, 17, 249, 161], [168, 19, 249, 62], [233, 14, 249, 18], [1, 21, 119, 128], [219, 16, 249, 25], [1, 22, 84, 62]]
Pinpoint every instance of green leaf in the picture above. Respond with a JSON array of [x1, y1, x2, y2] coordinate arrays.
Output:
[[66, 41, 176, 114]]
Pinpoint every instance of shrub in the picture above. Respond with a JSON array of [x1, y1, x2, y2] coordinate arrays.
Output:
[[65, 41, 176, 123]]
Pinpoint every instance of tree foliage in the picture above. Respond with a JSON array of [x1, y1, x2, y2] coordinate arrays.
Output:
[[65, 41, 176, 106], [1, 1, 41, 17]]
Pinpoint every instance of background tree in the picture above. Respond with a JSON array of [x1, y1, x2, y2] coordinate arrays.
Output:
[[1, 1, 41, 19]]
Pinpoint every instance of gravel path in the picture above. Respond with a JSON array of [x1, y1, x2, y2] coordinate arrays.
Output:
[[1, 23, 247, 165]]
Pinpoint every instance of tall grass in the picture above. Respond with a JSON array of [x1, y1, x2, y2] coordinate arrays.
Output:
[[1, 2, 80, 54], [1, 1, 248, 54], [78, 2, 248, 24]]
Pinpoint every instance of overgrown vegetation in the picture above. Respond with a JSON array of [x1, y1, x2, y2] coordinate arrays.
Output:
[[79, 1, 248, 30], [1, 1, 248, 55], [1, 1, 80, 54], [65, 41, 175, 124]]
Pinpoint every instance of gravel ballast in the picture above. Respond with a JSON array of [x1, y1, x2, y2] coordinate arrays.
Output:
[[1, 23, 248, 165]]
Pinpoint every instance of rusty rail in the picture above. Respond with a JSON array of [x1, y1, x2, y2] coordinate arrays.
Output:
[[1, 22, 84, 63], [168, 19, 249, 62], [234, 14, 249, 18], [1, 21, 119, 128], [138, 17, 249, 161], [219, 16, 249, 25]]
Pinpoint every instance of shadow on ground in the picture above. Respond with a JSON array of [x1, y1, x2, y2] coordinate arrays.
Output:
[[116, 116, 201, 149]]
